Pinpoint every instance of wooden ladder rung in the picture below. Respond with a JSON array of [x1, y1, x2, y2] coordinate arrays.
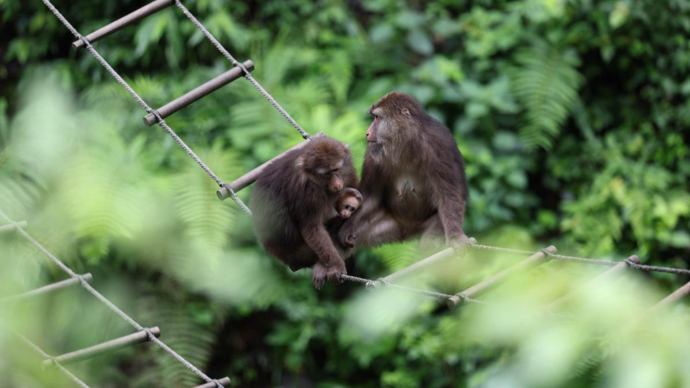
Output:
[[547, 255, 639, 310], [43, 327, 161, 367], [0, 274, 93, 305], [0, 221, 27, 233], [650, 280, 690, 311], [447, 246, 557, 309], [72, 0, 175, 49], [143, 60, 255, 126], [368, 239, 478, 287], [216, 132, 324, 200]]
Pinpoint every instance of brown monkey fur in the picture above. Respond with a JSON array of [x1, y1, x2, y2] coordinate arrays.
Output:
[[338, 91, 469, 252], [251, 136, 358, 289]]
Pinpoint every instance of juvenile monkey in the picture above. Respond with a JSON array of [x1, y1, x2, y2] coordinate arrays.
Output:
[[326, 188, 362, 234], [251, 136, 358, 289], [334, 188, 362, 220], [338, 91, 469, 252]]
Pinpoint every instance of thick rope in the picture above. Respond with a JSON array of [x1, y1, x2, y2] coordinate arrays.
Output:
[[0, 321, 90, 388], [40, 0, 250, 218], [173, 0, 311, 141], [0, 209, 225, 387]]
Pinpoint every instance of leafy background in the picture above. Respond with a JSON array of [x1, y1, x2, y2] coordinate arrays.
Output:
[[1, 0, 689, 387]]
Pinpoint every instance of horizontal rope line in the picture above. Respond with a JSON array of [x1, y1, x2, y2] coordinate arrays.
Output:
[[469, 243, 690, 275]]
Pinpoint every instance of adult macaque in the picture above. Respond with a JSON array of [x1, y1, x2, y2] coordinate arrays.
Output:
[[338, 91, 469, 252], [251, 136, 358, 289]]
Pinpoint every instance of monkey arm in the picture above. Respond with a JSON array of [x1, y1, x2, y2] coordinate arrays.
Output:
[[430, 169, 468, 244], [301, 221, 346, 269]]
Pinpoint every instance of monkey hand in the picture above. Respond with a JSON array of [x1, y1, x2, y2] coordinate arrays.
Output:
[[326, 261, 347, 284], [312, 263, 328, 290], [338, 228, 357, 248]]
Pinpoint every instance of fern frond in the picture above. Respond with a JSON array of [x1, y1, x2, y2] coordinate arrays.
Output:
[[510, 44, 583, 150], [373, 241, 424, 274], [172, 142, 242, 249], [133, 295, 219, 388]]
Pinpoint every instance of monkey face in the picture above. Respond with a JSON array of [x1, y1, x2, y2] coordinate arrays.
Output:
[[297, 138, 350, 193], [302, 158, 344, 193], [366, 107, 385, 144], [367, 93, 416, 153], [317, 160, 345, 193], [339, 197, 361, 219], [337, 189, 362, 219], [366, 115, 380, 143]]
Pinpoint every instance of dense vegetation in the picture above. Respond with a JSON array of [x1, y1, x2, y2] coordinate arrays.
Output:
[[1, 0, 689, 387]]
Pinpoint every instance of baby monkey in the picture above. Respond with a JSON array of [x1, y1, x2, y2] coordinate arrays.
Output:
[[335, 188, 362, 220], [326, 188, 362, 234]]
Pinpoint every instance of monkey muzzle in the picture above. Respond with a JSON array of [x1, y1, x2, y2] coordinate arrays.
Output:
[[329, 175, 343, 193], [366, 117, 379, 143]]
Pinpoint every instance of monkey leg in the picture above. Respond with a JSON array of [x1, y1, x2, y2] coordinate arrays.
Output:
[[350, 210, 408, 250], [287, 245, 318, 272], [418, 214, 446, 250], [420, 212, 469, 249], [312, 262, 328, 290]]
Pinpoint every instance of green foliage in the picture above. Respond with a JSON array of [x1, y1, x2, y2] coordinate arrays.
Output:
[[510, 44, 583, 150], [1, 0, 690, 386]]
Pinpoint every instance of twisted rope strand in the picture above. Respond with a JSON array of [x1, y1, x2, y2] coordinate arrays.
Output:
[[469, 243, 690, 276], [40, 0, 249, 218], [173, 0, 311, 140], [0, 321, 90, 388]]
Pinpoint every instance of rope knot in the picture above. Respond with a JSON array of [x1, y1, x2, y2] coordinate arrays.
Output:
[[539, 248, 554, 257], [234, 61, 250, 76], [455, 293, 469, 302], [78, 34, 92, 49], [139, 327, 155, 339], [151, 109, 165, 125], [365, 278, 389, 290], [75, 275, 89, 288], [447, 293, 469, 309], [42, 355, 60, 369], [213, 379, 225, 388]]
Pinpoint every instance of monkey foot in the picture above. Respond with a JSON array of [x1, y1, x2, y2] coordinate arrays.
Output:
[[447, 234, 471, 250], [340, 232, 356, 248], [312, 264, 327, 290]]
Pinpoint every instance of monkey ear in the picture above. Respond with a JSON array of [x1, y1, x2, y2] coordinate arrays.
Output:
[[402, 107, 410, 116]]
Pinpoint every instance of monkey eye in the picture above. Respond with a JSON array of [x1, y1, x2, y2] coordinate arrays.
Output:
[[344, 205, 353, 211], [332, 168, 339, 173]]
